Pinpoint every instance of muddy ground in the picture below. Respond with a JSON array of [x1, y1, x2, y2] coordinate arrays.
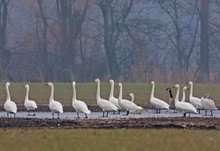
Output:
[[0, 117, 219, 130]]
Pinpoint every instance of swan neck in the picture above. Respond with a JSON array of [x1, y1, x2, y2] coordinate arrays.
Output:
[[150, 83, 155, 98], [109, 82, 114, 98], [96, 82, 101, 100], [25, 86, 29, 100], [49, 85, 54, 102], [6, 84, 11, 101], [118, 86, 122, 101], [72, 84, 76, 101], [181, 89, 186, 102], [131, 95, 134, 102], [174, 86, 180, 104], [189, 84, 193, 97]]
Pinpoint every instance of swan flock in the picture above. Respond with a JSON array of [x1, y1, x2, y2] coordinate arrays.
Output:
[[2, 80, 218, 118]]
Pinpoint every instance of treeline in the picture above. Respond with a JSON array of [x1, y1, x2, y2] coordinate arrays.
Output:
[[0, 0, 219, 83]]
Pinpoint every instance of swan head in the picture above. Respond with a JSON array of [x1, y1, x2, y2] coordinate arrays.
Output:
[[118, 83, 122, 87], [173, 84, 179, 88], [25, 84, 29, 89], [128, 93, 134, 97], [188, 81, 193, 85], [6, 82, 10, 87], [94, 78, 100, 83], [109, 79, 114, 83], [150, 81, 155, 85], [166, 88, 171, 91], [183, 86, 188, 90], [47, 82, 53, 86], [72, 81, 76, 86]]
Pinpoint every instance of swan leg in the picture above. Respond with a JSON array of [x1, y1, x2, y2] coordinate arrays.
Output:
[[7, 112, 9, 117], [126, 110, 129, 116], [205, 110, 207, 116], [13, 113, 16, 118], [211, 110, 213, 116], [198, 109, 200, 114], [57, 113, 60, 119], [118, 110, 121, 114], [183, 113, 186, 117], [102, 111, 105, 117], [33, 110, 36, 116], [77, 112, 80, 118], [52, 113, 54, 119], [106, 111, 109, 117], [85, 113, 88, 118], [27, 110, 30, 116]]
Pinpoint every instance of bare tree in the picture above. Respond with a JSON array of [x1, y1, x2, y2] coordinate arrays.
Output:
[[0, 0, 10, 81]]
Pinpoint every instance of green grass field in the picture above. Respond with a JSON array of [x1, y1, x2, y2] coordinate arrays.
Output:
[[0, 129, 219, 151], [0, 82, 220, 107]]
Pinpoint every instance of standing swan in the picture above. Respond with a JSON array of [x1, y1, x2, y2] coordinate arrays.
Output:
[[166, 88, 176, 113], [118, 83, 143, 115], [94, 78, 118, 117], [24, 84, 38, 116], [127, 92, 144, 114], [109, 79, 121, 113], [201, 94, 217, 116], [72, 81, 91, 118], [173, 84, 198, 117], [181, 86, 188, 102], [150, 81, 169, 113], [4, 82, 17, 117], [47, 82, 63, 119], [187, 81, 202, 112]]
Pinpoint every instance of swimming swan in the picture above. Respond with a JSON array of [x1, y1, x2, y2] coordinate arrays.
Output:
[[47, 82, 63, 119], [173, 84, 198, 117], [201, 94, 217, 116], [72, 81, 91, 118], [24, 84, 38, 116], [94, 78, 118, 117], [4, 82, 17, 117], [118, 83, 143, 115], [150, 81, 169, 113], [187, 81, 202, 112]]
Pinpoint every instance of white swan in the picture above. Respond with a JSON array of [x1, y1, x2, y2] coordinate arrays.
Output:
[[118, 83, 143, 115], [188, 81, 202, 112], [201, 94, 217, 116], [173, 84, 198, 117], [72, 81, 91, 118], [94, 78, 118, 117], [180, 86, 188, 102], [166, 88, 176, 113], [4, 82, 17, 117], [127, 92, 144, 114], [109, 79, 122, 112], [150, 81, 169, 113], [47, 82, 63, 119], [24, 84, 38, 116]]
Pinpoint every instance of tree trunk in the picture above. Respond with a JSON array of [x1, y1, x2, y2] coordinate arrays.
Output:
[[197, 0, 209, 82]]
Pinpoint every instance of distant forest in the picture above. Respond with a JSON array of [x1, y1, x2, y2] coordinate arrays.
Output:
[[0, 0, 219, 83]]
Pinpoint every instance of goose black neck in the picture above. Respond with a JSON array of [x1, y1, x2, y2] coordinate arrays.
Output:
[[167, 88, 173, 98]]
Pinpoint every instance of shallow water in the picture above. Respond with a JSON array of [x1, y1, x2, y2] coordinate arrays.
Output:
[[0, 109, 219, 119]]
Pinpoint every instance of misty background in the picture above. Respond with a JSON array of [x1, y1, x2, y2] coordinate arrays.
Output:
[[0, 0, 218, 83]]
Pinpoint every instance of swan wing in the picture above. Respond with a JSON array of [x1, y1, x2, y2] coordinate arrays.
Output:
[[49, 100, 63, 113], [4, 100, 17, 113], [189, 97, 202, 108], [24, 100, 38, 110], [97, 98, 118, 111], [119, 99, 141, 110], [73, 100, 91, 114], [201, 98, 217, 110], [150, 97, 169, 109], [176, 102, 197, 113], [109, 97, 121, 109]]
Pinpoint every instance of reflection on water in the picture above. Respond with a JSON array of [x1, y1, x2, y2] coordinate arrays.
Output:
[[0, 109, 219, 119]]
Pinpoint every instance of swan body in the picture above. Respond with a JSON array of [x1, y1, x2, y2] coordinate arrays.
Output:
[[188, 81, 202, 109], [150, 81, 169, 113], [201, 94, 217, 116], [94, 79, 118, 117], [181, 86, 188, 102], [24, 84, 38, 115], [4, 82, 17, 117], [47, 82, 63, 119], [109, 80, 121, 110], [72, 82, 91, 118], [118, 83, 143, 115], [174, 84, 198, 117], [128, 92, 144, 114]]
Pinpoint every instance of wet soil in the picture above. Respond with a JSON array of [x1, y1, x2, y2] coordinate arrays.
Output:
[[0, 117, 220, 130]]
